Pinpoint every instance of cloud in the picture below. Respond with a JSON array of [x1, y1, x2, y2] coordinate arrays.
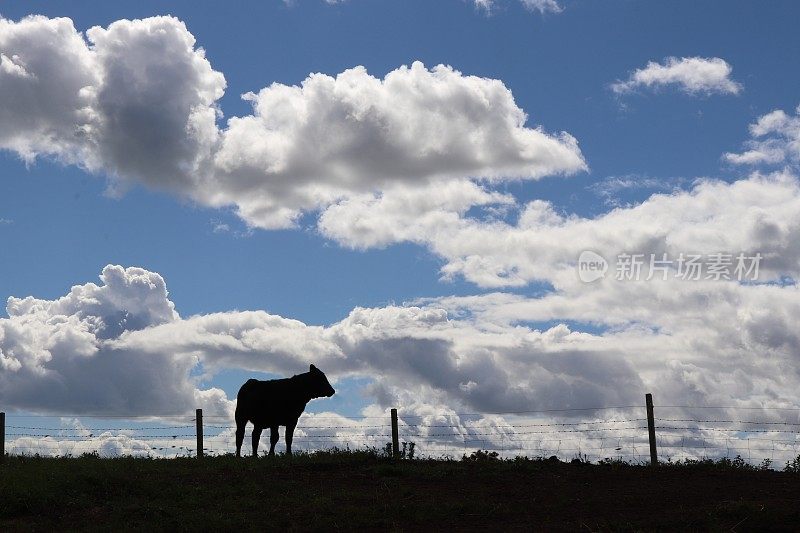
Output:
[[0, 265, 229, 416], [588, 174, 690, 208], [85, 17, 225, 193], [210, 61, 585, 228], [211, 220, 231, 234], [428, 277, 800, 415], [319, 171, 800, 288], [473, 0, 562, 15], [318, 180, 514, 249], [0, 265, 643, 418], [109, 284, 646, 416], [8, 432, 158, 458], [724, 104, 800, 168], [0, 15, 99, 164], [611, 57, 742, 96], [0, 15, 224, 191], [0, 15, 586, 229], [301, 1, 565, 15], [284, 0, 347, 5], [518, 0, 562, 14], [3, 243, 800, 457]]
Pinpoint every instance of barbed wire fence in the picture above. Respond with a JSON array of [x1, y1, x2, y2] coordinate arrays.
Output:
[[2, 395, 800, 468], [1, 412, 200, 459]]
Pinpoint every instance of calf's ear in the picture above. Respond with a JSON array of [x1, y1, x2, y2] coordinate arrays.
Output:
[[310, 364, 317, 372]]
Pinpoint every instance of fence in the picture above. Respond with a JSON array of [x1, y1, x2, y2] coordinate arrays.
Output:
[[3, 394, 800, 467]]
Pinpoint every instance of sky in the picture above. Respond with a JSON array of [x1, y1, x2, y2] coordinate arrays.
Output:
[[1, 1, 800, 457]]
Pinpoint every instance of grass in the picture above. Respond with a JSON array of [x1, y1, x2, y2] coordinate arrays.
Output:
[[2, 449, 800, 531]]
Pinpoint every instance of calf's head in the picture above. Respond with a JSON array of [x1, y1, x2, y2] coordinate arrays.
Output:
[[309, 364, 336, 398]]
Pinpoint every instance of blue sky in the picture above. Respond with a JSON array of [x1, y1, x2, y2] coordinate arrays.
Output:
[[2, 0, 800, 439]]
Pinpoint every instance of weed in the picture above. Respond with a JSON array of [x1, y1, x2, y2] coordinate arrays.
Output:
[[785, 454, 800, 473], [381, 441, 416, 459], [462, 449, 500, 462]]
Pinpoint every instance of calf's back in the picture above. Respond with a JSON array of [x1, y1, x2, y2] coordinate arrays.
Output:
[[235, 365, 335, 428], [236, 377, 308, 426]]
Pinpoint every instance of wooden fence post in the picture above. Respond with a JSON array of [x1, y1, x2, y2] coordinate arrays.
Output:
[[391, 408, 399, 459], [646, 393, 657, 466], [1, 412, 5, 463], [196, 408, 203, 459]]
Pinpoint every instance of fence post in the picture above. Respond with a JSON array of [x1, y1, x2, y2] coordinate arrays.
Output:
[[646, 393, 657, 466], [390, 408, 399, 459], [196, 408, 203, 459], [1, 412, 5, 463]]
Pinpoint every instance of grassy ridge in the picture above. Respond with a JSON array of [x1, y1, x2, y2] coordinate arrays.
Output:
[[2, 450, 800, 531]]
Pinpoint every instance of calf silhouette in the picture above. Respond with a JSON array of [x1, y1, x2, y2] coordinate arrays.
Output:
[[235, 364, 335, 457]]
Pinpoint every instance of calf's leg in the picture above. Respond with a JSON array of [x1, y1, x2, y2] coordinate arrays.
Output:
[[251, 426, 263, 458], [285, 420, 297, 456], [235, 416, 246, 458], [269, 426, 280, 456]]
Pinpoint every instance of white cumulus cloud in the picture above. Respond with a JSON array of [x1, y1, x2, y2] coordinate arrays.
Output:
[[0, 265, 228, 416], [0, 15, 225, 191], [724, 105, 800, 168], [0, 15, 586, 229], [611, 56, 742, 96], [211, 61, 585, 228]]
